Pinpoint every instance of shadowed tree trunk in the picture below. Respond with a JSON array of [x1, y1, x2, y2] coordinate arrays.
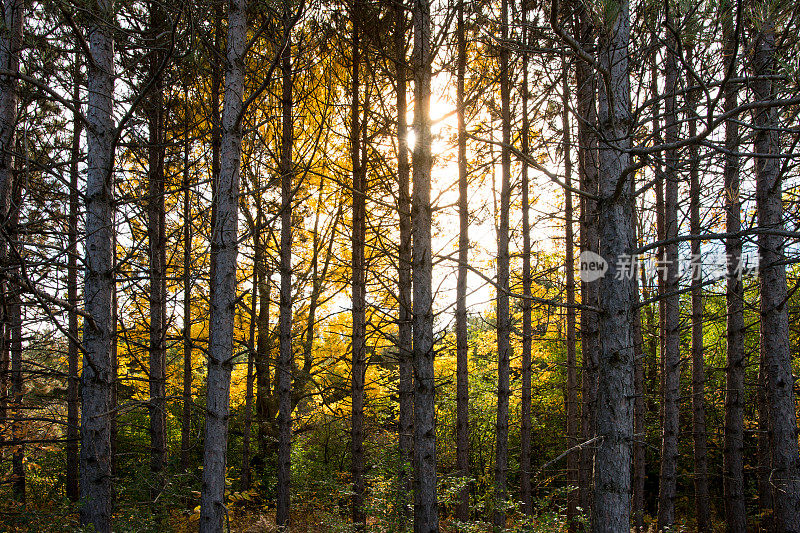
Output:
[[66, 46, 82, 502], [455, 0, 470, 522], [241, 262, 257, 491], [146, 0, 167, 488], [393, 7, 413, 518], [687, 46, 710, 531], [180, 91, 193, 473], [575, 1, 599, 513], [519, 0, 533, 517], [721, 3, 746, 529], [9, 170, 22, 501], [562, 54, 579, 530], [412, 0, 437, 528], [657, 15, 680, 529], [350, 5, 366, 525], [80, 0, 115, 528], [753, 19, 800, 531], [592, 0, 635, 528], [493, 0, 511, 527], [276, 11, 294, 530], [198, 0, 247, 528]]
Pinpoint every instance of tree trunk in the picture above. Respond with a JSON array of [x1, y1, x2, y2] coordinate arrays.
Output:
[[394, 0, 413, 520], [575, 2, 599, 513], [276, 14, 294, 530], [657, 19, 680, 530], [592, 0, 635, 529], [241, 263, 257, 491], [562, 54, 579, 530], [412, 0, 438, 529], [753, 22, 800, 532], [147, 0, 168, 486], [687, 47, 710, 531], [632, 254, 645, 531], [10, 173, 23, 501], [455, 0, 470, 522], [350, 6, 366, 525], [721, 4, 746, 529], [181, 94, 193, 472], [493, 0, 511, 527], [66, 47, 82, 502], [198, 0, 246, 528], [81, 0, 115, 528]]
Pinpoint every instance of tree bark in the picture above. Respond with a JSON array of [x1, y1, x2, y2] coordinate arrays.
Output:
[[412, 0, 438, 529], [687, 46, 710, 531], [657, 17, 680, 530], [350, 6, 366, 525], [394, 0, 413, 520], [276, 13, 294, 530], [241, 263, 257, 491], [66, 46, 82, 502], [575, 2, 599, 513], [181, 92, 193, 473], [10, 173, 22, 501], [753, 21, 800, 532], [592, 0, 635, 529], [721, 4, 746, 529], [455, 0, 470, 522], [562, 54, 579, 531], [493, 0, 511, 527], [147, 0, 168, 486], [198, 0, 247, 528], [81, 0, 115, 529]]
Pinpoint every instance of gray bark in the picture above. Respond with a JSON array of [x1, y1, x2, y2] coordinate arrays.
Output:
[[657, 21, 680, 530], [592, 0, 635, 530], [198, 0, 246, 528], [575, 2, 599, 513], [687, 48, 710, 531], [721, 4, 746, 529], [412, 0, 438, 529], [493, 0, 511, 526], [81, 0, 115, 529], [753, 22, 800, 532]]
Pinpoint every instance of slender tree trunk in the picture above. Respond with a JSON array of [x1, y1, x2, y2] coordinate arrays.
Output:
[[657, 19, 680, 530], [757, 352, 772, 530], [575, 3, 599, 512], [687, 47, 710, 531], [350, 6, 367, 525], [562, 55, 579, 530], [241, 264, 257, 491], [632, 243, 646, 532], [412, 0, 437, 529], [81, 0, 115, 528], [721, 4, 746, 529], [66, 48, 82, 502], [0, 0, 23, 478], [181, 96, 193, 472], [455, 0, 470, 522], [147, 0, 168, 486], [519, 0, 533, 518], [276, 14, 294, 530], [592, 0, 635, 529], [10, 173, 22, 501], [493, 0, 511, 527], [753, 21, 800, 532], [255, 226, 272, 458], [198, 0, 247, 528], [394, 0, 413, 519]]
